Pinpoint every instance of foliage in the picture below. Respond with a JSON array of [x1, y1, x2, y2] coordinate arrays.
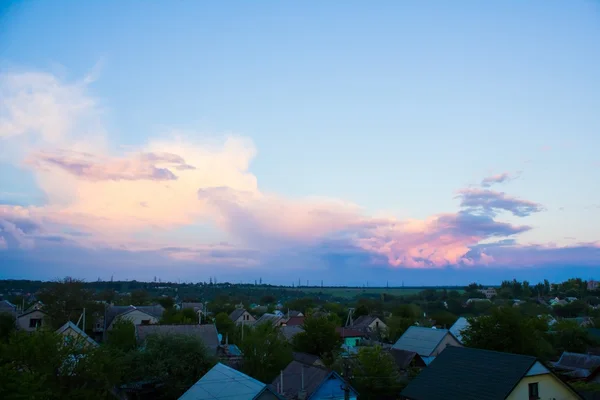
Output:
[[238, 323, 292, 383], [130, 289, 151, 305], [551, 320, 597, 354], [292, 316, 342, 364], [0, 330, 123, 400], [157, 296, 175, 309], [285, 297, 316, 314], [553, 300, 589, 318], [124, 333, 216, 399], [386, 317, 415, 343], [161, 308, 198, 324], [347, 346, 404, 400], [107, 318, 137, 352], [0, 313, 16, 342], [429, 311, 458, 328], [462, 307, 553, 359]]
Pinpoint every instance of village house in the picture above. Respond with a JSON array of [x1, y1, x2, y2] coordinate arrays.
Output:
[[229, 308, 256, 325], [551, 351, 600, 380], [336, 327, 366, 348], [98, 304, 165, 332], [287, 310, 304, 318], [271, 360, 358, 400], [477, 287, 497, 299], [588, 280, 600, 291], [280, 325, 304, 343], [392, 326, 461, 365], [351, 315, 387, 335], [254, 313, 285, 327], [0, 299, 17, 317], [283, 316, 305, 326], [400, 346, 583, 400], [388, 348, 426, 373], [17, 308, 47, 332], [136, 324, 220, 355], [56, 321, 98, 348], [179, 363, 282, 399], [217, 343, 243, 369]]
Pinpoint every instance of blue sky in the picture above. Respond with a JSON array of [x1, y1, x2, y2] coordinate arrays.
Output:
[[0, 1, 599, 284]]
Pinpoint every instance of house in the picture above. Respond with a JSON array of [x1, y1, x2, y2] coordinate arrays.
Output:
[[400, 346, 583, 400], [551, 352, 600, 379], [284, 316, 305, 326], [352, 315, 387, 334], [280, 326, 304, 343], [465, 298, 491, 305], [180, 302, 204, 313], [335, 327, 366, 348], [274, 310, 285, 318], [229, 308, 256, 325], [56, 321, 98, 348], [478, 287, 497, 299], [103, 304, 165, 330], [271, 360, 358, 400], [288, 310, 304, 318], [293, 352, 325, 367], [217, 344, 243, 369], [392, 327, 461, 365], [388, 348, 426, 371], [17, 308, 47, 332], [588, 280, 600, 291], [179, 362, 282, 400], [136, 324, 220, 354], [449, 317, 470, 344], [254, 313, 285, 327], [24, 300, 44, 312], [0, 299, 17, 317]]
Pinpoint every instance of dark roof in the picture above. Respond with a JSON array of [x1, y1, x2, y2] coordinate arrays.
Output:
[[392, 326, 455, 357], [552, 352, 600, 376], [181, 302, 204, 311], [254, 313, 282, 326], [401, 346, 539, 400], [0, 300, 17, 316], [280, 326, 304, 342], [271, 361, 355, 400], [292, 352, 323, 366], [352, 315, 378, 329], [230, 308, 251, 322], [106, 305, 164, 327], [336, 327, 366, 338], [285, 316, 305, 326], [288, 310, 303, 317], [389, 348, 425, 369], [136, 324, 220, 352]]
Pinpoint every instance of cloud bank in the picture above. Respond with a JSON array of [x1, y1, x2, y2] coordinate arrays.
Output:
[[1, 69, 598, 279]]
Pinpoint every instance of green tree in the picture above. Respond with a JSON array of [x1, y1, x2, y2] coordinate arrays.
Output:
[[552, 320, 596, 354], [157, 296, 175, 309], [386, 317, 415, 342], [130, 289, 150, 305], [107, 319, 137, 352], [239, 323, 292, 382], [124, 333, 216, 399], [0, 314, 16, 342], [292, 316, 342, 364], [215, 312, 234, 336], [37, 277, 99, 330], [430, 311, 457, 328], [462, 307, 553, 359], [347, 346, 403, 399]]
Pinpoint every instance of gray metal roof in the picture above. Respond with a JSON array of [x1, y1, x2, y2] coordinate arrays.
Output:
[[449, 317, 470, 343], [280, 326, 304, 342], [254, 313, 282, 326], [105, 304, 165, 327], [56, 321, 99, 347], [179, 362, 276, 400], [229, 309, 246, 322], [392, 326, 452, 357]]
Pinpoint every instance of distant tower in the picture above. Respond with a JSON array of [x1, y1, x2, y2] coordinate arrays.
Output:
[[321, 280, 323, 288], [299, 278, 301, 287], [259, 277, 262, 285]]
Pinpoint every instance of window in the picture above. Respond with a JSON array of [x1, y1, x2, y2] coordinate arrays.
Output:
[[528, 382, 539, 399], [29, 318, 42, 328], [141, 319, 150, 325]]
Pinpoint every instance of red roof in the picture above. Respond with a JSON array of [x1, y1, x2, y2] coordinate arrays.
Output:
[[285, 316, 305, 326], [335, 327, 366, 338]]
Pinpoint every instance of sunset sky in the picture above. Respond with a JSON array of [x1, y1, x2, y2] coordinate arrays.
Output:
[[1, 1, 599, 285]]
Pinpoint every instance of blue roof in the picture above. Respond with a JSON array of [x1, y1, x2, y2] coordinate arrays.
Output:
[[179, 363, 275, 400]]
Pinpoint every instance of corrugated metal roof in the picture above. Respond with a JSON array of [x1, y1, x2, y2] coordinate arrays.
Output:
[[179, 363, 272, 400], [449, 317, 470, 343], [391, 326, 450, 357]]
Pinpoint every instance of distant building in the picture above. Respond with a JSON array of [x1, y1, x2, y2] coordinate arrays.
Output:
[[335, 327, 366, 348], [351, 315, 388, 337], [99, 304, 165, 331], [229, 309, 256, 325], [0, 300, 17, 317], [17, 309, 47, 332], [477, 287, 497, 299], [56, 321, 98, 348], [254, 313, 285, 327], [588, 280, 600, 291]]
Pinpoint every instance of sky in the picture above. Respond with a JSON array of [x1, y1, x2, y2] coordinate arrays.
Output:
[[0, 1, 599, 285]]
